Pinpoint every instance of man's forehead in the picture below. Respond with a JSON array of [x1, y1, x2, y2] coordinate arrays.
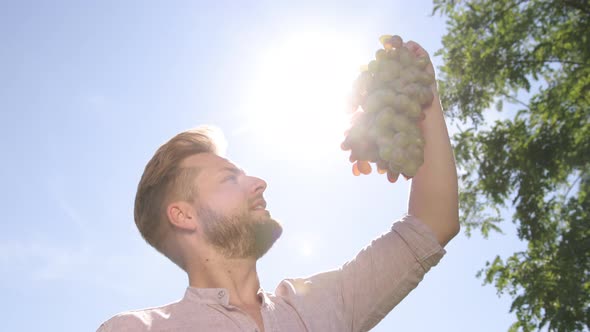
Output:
[[181, 153, 241, 172]]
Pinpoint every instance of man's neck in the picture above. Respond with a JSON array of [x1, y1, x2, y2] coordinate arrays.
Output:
[[187, 254, 262, 307]]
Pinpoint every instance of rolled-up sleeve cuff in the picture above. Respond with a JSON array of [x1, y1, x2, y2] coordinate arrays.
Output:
[[391, 214, 446, 270]]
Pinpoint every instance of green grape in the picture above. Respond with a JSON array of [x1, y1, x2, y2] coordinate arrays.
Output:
[[406, 123, 422, 138], [379, 35, 394, 46], [414, 86, 433, 106], [401, 83, 421, 99], [368, 60, 379, 73], [398, 47, 414, 66], [357, 160, 372, 174], [416, 71, 435, 86], [389, 153, 408, 172], [350, 140, 369, 161], [392, 132, 412, 148], [375, 49, 387, 61], [399, 68, 416, 85], [362, 93, 382, 113], [389, 35, 403, 48], [386, 48, 400, 61], [392, 94, 411, 114], [380, 60, 401, 78], [355, 71, 373, 94], [347, 35, 434, 182], [376, 69, 395, 83], [377, 160, 389, 173], [378, 143, 395, 161], [380, 89, 397, 106], [377, 89, 396, 106], [375, 127, 396, 145], [387, 170, 400, 183], [387, 79, 404, 93], [406, 130, 425, 148], [347, 123, 366, 143], [402, 159, 419, 177], [366, 124, 380, 142], [352, 162, 361, 176], [414, 56, 431, 69], [405, 100, 422, 119], [375, 107, 396, 130], [360, 143, 379, 162], [371, 119, 394, 143], [406, 145, 424, 164], [388, 156, 404, 173], [390, 113, 411, 133]]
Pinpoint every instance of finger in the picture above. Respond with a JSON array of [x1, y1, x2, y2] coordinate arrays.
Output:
[[405, 41, 435, 76], [404, 40, 428, 58]]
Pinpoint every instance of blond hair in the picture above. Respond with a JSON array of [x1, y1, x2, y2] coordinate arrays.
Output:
[[134, 126, 227, 260]]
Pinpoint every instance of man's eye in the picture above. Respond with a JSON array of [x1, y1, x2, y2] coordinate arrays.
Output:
[[224, 175, 237, 182]]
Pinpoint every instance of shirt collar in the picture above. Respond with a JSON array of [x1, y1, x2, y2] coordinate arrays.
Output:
[[184, 286, 271, 307]]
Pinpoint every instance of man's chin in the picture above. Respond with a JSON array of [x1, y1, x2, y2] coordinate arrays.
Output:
[[250, 207, 271, 217], [199, 205, 283, 260], [249, 209, 277, 225], [251, 217, 283, 259]]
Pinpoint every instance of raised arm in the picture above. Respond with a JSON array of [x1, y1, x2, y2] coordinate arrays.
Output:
[[405, 41, 460, 247]]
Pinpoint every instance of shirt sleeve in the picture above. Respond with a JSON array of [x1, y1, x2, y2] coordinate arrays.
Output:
[[276, 214, 446, 332], [96, 322, 111, 332], [95, 314, 148, 332]]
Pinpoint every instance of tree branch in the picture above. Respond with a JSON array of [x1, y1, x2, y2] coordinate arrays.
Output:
[[501, 93, 530, 109], [510, 58, 590, 67], [562, 0, 590, 16], [476, 0, 530, 30], [563, 171, 585, 201]]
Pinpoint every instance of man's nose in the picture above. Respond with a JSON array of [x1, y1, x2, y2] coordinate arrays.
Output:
[[248, 176, 267, 194]]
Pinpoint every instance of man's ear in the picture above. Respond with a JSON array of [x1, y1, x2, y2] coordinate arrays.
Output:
[[166, 201, 198, 231]]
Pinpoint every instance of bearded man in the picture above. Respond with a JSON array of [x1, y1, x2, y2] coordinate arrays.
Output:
[[97, 41, 459, 332]]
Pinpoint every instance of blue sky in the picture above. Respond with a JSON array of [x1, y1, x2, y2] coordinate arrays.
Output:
[[1, 1, 529, 331]]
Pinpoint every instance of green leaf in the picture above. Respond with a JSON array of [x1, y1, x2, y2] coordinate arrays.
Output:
[[435, 0, 590, 330]]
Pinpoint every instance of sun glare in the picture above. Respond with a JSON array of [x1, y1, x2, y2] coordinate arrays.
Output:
[[300, 240, 314, 257], [242, 30, 367, 161]]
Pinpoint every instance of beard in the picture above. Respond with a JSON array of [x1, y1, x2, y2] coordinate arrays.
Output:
[[197, 204, 283, 260]]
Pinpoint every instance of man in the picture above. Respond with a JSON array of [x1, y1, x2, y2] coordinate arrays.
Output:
[[97, 40, 459, 332]]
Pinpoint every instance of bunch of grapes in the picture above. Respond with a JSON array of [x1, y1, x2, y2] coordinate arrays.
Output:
[[341, 35, 435, 183]]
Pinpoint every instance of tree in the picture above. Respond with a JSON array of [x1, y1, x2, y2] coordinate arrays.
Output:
[[431, 0, 590, 331]]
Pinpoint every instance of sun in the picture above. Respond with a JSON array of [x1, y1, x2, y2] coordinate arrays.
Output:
[[240, 29, 368, 161]]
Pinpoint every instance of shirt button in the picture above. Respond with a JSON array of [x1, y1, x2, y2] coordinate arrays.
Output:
[[217, 290, 225, 298]]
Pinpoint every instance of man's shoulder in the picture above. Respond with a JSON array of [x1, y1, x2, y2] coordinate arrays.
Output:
[[97, 299, 183, 332]]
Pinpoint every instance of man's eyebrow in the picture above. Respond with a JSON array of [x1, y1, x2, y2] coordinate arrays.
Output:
[[218, 166, 245, 175]]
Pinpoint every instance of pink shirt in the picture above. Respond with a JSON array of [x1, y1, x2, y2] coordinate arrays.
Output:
[[97, 215, 446, 331]]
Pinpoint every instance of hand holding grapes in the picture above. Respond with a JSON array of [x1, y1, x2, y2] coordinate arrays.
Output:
[[341, 35, 436, 183], [403, 40, 436, 80]]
